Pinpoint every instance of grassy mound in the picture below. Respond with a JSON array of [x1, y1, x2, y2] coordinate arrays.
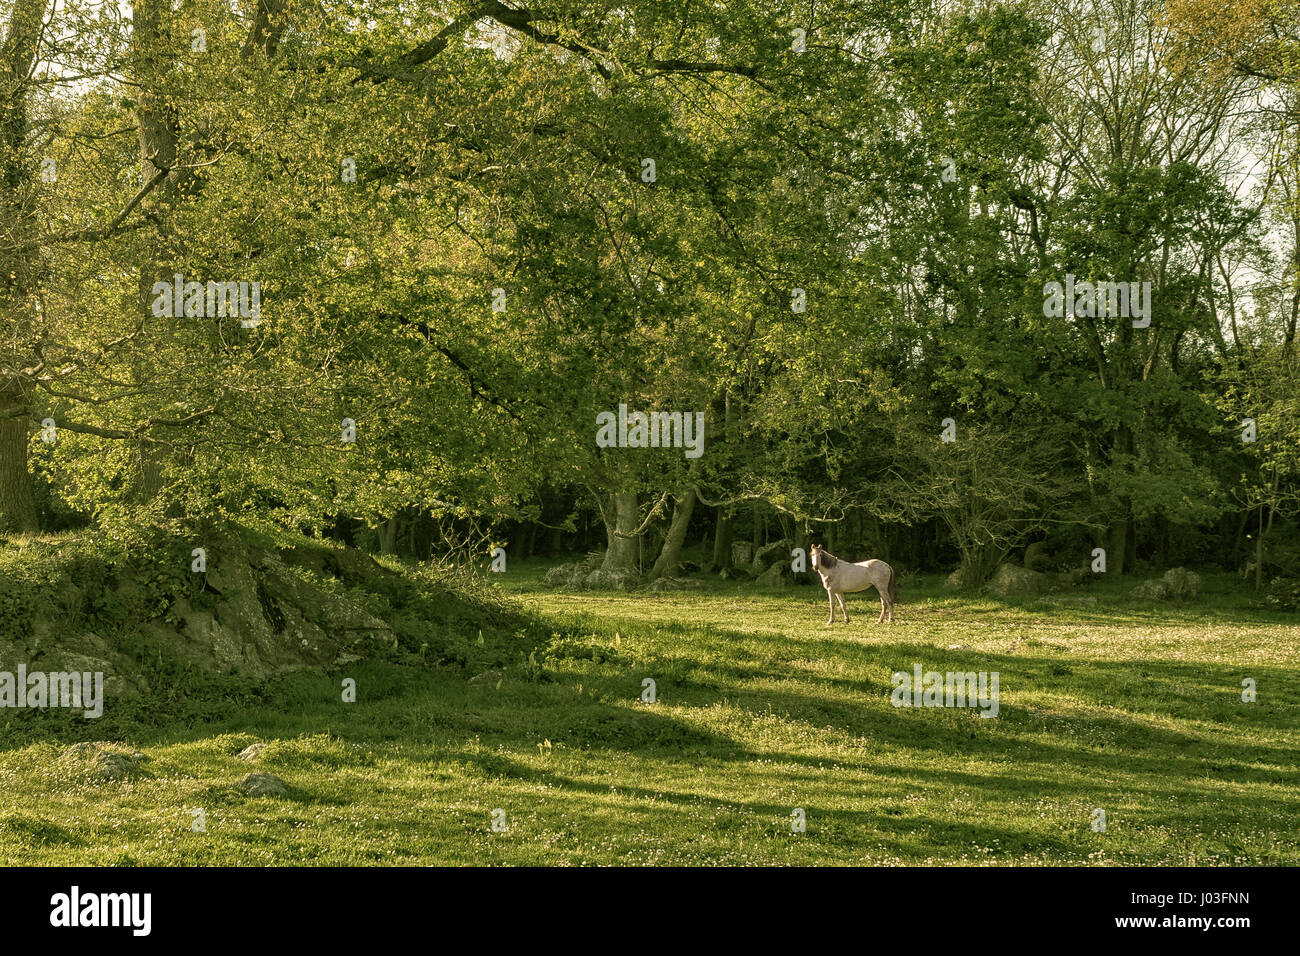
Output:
[[0, 526, 553, 746]]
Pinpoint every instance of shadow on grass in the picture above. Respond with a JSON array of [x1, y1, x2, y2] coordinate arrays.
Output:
[[6, 581, 1297, 862]]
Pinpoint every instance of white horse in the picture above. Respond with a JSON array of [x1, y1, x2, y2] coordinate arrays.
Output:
[[810, 544, 896, 625]]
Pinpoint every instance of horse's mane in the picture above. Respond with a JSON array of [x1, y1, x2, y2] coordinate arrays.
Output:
[[819, 550, 838, 569]]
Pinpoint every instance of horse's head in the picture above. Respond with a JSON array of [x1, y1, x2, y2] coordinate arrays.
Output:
[[810, 544, 833, 570]]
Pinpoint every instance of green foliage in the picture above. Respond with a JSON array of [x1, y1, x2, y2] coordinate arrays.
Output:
[[1260, 576, 1300, 611], [1, 0, 1298, 580]]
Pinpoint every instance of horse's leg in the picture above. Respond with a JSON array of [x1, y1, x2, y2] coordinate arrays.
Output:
[[837, 592, 850, 623], [877, 589, 886, 624], [825, 588, 835, 625]]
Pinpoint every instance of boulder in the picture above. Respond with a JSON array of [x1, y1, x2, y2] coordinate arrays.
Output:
[[159, 539, 393, 678], [239, 772, 288, 797], [755, 562, 791, 588], [753, 539, 793, 572], [1056, 568, 1090, 587], [731, 542, 754, 566], [582, 568, 640, 591], [60, 742, 147, 782], [544, 563, 576, 586], [987, 563, 1052, 596], [1131, 579, 1169, 600], [1162, 567, 1202, 599], [236, 743, 270, 762], [1131, 568, 1201, 601]]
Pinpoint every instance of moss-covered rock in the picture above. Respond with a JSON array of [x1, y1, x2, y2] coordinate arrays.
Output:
[[987, 563, 1052, 596], [0, 526, 510, 694], [582, 568, 640, 590], [755, 561, 791, 588], [1131, 567, 1202, 602]]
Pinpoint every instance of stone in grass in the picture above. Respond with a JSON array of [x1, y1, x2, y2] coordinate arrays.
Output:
[[61, 742, 146, 782], [1130, 578, 1169, 600], [239, 772, 288, 796], [236, 743, 269, 761], [582, 568, 639, 591], [1131, 567, 1202, 601], [1161, 567, 1202, 599], [755, 561, 791, 588], [986, 563, 1051, 596], [753, 538, 793, 572]]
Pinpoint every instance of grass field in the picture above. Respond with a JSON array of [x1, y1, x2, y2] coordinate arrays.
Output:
[[2, 559, 1297, 866]]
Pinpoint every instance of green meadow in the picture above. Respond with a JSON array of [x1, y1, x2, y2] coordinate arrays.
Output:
[[1, 559, 1296, 866]]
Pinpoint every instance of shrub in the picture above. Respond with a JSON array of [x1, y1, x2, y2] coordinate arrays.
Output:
[[1260, 577, 1300, 612]]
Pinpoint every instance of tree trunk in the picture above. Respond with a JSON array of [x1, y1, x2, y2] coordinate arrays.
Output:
[[601, 490, 639, 571], [130, 0, 192, 511], [711, 506, 734, 572], [1257, 471, 1280, 590], [1110, 512, 1130, 577], [1125, 501, 1138, 572], [1110, 423, 1138, 576], [1254, 504, 1264, 590], [650, 490, 696, 580], [136, 440, 165, 503], [0, 399, 38, 533], [1232, 509, 1249, 570], [0, 1, 51, 534], [377, 516, 398, 555]]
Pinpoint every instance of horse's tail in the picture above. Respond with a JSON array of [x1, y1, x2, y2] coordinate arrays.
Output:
[[887, 565, 897, 604]]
